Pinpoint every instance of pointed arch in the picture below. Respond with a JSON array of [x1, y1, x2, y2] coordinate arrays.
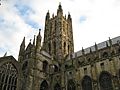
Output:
[[0, 62, 18, 90], [99, 71, 113, 90], [40, 80, 49, 90], [54, 83, 61, 90], [67, 79, 76, 90], [82, 75, 92, 90]]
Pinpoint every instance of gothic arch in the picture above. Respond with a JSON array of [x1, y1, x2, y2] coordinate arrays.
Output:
[[67, 79, 76, 90], [99, 71, 113, 90], [43, 61, 48, 72], [54, 83, 61, 90], [0, 56, 21, 90], [0, 62, 18, 90], [81, 75, 92, 90], [40, 80, 49, 90]]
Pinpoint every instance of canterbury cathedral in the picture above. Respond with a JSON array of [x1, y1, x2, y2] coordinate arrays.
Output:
[[1, 4, 120, 90]]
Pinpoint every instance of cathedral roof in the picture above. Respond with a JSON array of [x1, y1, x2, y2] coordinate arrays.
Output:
[[0, 56, 17, 63], [71, 36, 120, 58]]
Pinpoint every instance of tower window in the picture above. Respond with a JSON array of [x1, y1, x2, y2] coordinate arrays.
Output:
[[43, 61, 48, 72], [53, 42, 56, 55], [64, 42, 66, 53], [48, 43, 51, 54], [68, 45, 69, 54], [55, 21, 57, 32], [50, 23, 52, 34]]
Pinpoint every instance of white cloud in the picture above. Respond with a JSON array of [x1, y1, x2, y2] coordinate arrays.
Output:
[[0, 0, 120, 59]]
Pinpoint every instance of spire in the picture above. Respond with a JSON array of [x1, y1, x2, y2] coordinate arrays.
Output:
[[95, 42, 98, 51], [67, 12, 71, 20], [52, 13, 54, 18], [20, 37, 25, 50], [106, 41, 108, 47], [29, 39, 32, 44], [65, 14, 66, 19], [26, 39, 32, 50], [90, 48, 92, 53], [33, 35, 36, 46], [18, 37, 25, 62], [38, 29, 41, 36], [109, 37, 112, 46], [3, 52, 7, 57], [82, 47, 85, 55], [46, 10, 50, 20], [57, 2, 63, 16], [58, 2, 62, 10], [36, 29, 42, 52], [68, 12, 71, 18]]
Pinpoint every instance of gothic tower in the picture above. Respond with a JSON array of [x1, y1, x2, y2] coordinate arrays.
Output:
[[42, 3, 74, 61]]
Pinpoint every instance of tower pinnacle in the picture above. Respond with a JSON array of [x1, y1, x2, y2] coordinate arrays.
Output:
[[36, 29, 42, 52], [57, 2, 63, 16]]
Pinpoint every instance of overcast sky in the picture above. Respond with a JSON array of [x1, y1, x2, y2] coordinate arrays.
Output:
[[0, 0, 120, 59]]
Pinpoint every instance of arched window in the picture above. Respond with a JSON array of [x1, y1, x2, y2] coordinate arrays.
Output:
[[5, 75, 8, 83], [43, 61, 48, 72], [53, 41, 56, 55], [68, 45, 69, 53], [40, 80, 48, 90], [64, 42, 66, 53], [48, 43, 51, 54], [54, 65, 59, 72], [50, 23, 52, 35], [9, 76, 12, 84], [0, 63, 18, 90], [54, 83, 61, 90], [1, 74, 5, 82], [99, 71, 113, 90], [82, 75, 92, 90], [67, 79, 76, 90], [55, 21, 57, 32]]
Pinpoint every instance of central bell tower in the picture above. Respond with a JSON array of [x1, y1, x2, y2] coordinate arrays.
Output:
[[42, 3, 74, 61]]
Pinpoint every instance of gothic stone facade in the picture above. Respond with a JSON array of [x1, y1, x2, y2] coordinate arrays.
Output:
[[0, 4, 120, 90]]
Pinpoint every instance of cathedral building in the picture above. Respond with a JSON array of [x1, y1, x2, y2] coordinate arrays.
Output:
[[0, 3, 120, 90]]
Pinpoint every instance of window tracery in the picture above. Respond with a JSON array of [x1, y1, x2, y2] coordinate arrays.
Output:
[[82, 75, 92, 90], [67, 79, 76, 90], [40, 80, 48, 90], [0, 63, 18, 90], [54, 83, 61, 90], [99, 71, 113, 90]]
